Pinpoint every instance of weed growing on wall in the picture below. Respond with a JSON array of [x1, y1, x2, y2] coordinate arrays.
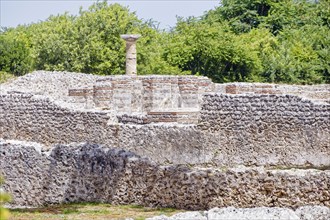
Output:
[[0, 176, 11, 220]]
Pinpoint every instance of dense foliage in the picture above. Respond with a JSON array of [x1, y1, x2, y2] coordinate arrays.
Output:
[[0, 30, 33, 75], [0, 0, 329, 84], [164, 0, 330, 83], [0, 2, 179, 76]]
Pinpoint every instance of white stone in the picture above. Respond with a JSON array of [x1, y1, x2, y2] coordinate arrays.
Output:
[[147, 211, 206, 220], [170, 211, 207, 220], [146, 214, 171, 220], [206, 207, 299, 220], [295, 206, 330, 220]]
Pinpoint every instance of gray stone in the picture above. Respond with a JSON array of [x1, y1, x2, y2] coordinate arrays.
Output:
[[149, 206, 330, 220], [206, 207, 299, 220], [1, 71, 330, 211], [1, 90, 329, 168], [146, 211, 206, 220], [295, 206, 330, 220], [170, 211, 207, 220], [1, 140, 330, 209], [146, 215, 171, 220]]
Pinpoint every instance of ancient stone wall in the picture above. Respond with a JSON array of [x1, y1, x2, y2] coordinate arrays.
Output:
[[199, 93, 330, 167], [68, 75, 213, 113], [1, 71, 330, 210], [215, 83, 330, 103], [199, 94, 330, 133], [1, 92, 329, 167], [0, 93, 205, 165], [0, 93, 113, 146], [1, 141, 329, 209], [2, 71, 329, 113]]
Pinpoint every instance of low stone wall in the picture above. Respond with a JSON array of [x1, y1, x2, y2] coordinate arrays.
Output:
[[0, 93, 204, 165], [3, 72, 329, 109], [1, 93, 329, 168], [69, 75, 214, 113], [117, 114, 149, 124], [199, 93, 330, 167], [0, 93, 113, 146], [0, 71, 100, 107], [215, 82, 330, 103], [1, 140, 329, 209]]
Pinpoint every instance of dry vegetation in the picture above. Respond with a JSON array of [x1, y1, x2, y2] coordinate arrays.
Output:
[[9, 203, 183, 220]]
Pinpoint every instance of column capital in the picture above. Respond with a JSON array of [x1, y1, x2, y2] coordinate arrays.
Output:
[[120, 34, 141, 42]]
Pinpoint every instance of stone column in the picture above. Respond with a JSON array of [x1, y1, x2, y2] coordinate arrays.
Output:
[[120, 34, 141, 75]]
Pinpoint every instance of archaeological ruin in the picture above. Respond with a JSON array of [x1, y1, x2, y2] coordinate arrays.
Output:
[[0, 70, 329, 218]]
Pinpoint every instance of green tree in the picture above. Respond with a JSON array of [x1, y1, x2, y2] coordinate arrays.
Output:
[[29, 13, 76, 72], [28, 1, 179, 75], [183, 0, 330, 83], [1, 0, 329, 84], [164, 18, 265, 82], [0, 30, 33, 75], [136, 24, 182, 75], [261, 25, 329, 84], [264, 0, 326, 34], [30, 3, 131, 74], [204, 0, 273, 33]]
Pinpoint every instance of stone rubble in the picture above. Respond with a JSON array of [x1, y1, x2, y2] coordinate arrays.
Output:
[[147, 206, 330, 220], [0, 71, 100, 107]]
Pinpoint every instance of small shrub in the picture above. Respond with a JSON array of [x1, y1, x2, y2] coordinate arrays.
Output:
[[0, 177, 11, 220]]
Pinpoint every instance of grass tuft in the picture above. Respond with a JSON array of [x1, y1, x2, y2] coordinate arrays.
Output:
[[9, 202, 184, 220], [0, 71, 16, 84]]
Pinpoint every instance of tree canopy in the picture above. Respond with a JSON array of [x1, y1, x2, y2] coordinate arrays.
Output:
[[0, 0, 329, 84]]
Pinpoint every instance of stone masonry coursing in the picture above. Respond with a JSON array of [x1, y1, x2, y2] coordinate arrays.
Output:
[[72, 75, 214, 112], [215, 82, 330, 104], [1, 140, 329, 209], [198, 93, 330, 167], [3, 72, 329, 109], [0, 71, 330, 210], [1, 92, 329, 167], [3, 71, 329, 123]]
